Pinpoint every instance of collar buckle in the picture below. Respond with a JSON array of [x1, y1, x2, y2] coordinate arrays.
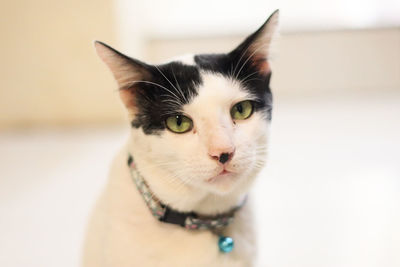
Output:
[[159, 206, 195, 227]]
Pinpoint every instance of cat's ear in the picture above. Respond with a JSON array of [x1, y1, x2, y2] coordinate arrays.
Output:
[[94, 41, 151, 89], [94, 41, 151, 112], [229, 10, 279, 75]]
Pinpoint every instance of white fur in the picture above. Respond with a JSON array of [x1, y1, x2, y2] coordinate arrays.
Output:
[[83, 71, 270, 267], [169, 54, 196, 65]]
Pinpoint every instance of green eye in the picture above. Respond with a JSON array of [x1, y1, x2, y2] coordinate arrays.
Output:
[[230, 100, 254, 120], [166, 115, 193, 133]]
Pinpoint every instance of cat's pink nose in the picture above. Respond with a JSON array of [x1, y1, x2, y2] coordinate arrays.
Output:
[[209, 148, 235, 164]]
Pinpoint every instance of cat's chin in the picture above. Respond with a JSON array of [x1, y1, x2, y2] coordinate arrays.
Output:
[[203, 171, 240, 195]]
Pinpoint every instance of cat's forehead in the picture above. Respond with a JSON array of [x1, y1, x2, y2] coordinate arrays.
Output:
[[185, 72, 251, 111], [161, 54, 254, 111]]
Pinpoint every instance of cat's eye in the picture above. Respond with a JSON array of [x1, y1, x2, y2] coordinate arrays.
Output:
[[165, 115, 193, 133], [230, 100, 254, 120]]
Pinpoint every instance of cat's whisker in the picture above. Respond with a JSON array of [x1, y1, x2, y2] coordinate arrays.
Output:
[[242, 78, 264, 86], [234, 43, 270, 80], [232, 42, 253, 79], [161, 170, 196, 196], [121, 80, 164, 92], [160, 99, 183, 108], [136, 161, 197, 187], [153, 65, 184, 105], [172, 70, 189, 104], [122, 80, 183, 106], [228, 64, 235, 78], [172, 178, 191, 194], [158, 95, 184, 106], [252, 159, 266, 167], [239, 70, 261, 85], [149, 173, 188, 200], [160, 110, 183, 117]]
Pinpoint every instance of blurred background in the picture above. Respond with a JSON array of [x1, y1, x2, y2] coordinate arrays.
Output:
[[0, 0, 399, 266]]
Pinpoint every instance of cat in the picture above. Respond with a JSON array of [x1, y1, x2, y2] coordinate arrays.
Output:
[[83, 10, 279, 267]]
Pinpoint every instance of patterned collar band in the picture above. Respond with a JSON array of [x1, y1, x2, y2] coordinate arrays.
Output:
[[127, 155, 245, 230]]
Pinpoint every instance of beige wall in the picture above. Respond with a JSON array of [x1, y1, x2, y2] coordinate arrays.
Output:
[[0, 0, 125, 128]]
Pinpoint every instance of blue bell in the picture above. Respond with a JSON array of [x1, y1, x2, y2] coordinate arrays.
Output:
[[218, 236, 234, 253]]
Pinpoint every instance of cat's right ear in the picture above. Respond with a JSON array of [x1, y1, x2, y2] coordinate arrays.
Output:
[[228, 10, 279, 75], [94, 41, 151, 111]]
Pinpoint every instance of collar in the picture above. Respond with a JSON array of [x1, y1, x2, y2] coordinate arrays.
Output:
[[127, 155, 245, 230]]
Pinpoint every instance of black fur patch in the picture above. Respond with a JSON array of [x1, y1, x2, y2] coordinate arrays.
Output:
[[130, 62, 202, 134]]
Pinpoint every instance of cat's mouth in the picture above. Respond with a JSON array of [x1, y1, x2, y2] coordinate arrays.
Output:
[[205, 168, 235, 183]]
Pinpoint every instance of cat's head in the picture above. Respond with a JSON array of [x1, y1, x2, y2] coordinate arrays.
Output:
[[95, 11, 278, 197]]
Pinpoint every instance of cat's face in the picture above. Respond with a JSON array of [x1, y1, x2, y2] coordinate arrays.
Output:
[[95, 11, 278, 195]]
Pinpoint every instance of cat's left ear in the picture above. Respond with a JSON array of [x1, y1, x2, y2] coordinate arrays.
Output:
[[229, 10, 279, 75], [94, 41, 152, 112]]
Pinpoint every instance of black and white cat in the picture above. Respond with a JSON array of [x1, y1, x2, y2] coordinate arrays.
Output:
[[83, 10, 279, 267]]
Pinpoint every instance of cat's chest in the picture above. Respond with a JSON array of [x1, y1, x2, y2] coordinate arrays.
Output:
[[112, 217, 255, 267]]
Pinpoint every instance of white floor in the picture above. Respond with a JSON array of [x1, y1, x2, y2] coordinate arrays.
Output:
[[1, 92, 399, 267]]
